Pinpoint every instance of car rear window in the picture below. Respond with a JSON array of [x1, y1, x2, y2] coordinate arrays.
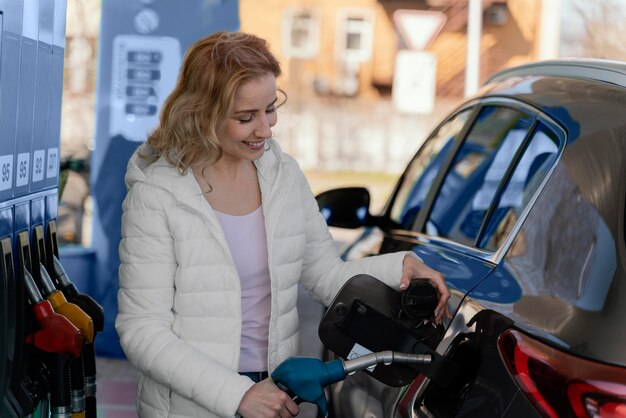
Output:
[[477, 123, 560, 250]]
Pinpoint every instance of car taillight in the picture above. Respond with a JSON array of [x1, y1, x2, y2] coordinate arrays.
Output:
[[498, 329, 626, 418]]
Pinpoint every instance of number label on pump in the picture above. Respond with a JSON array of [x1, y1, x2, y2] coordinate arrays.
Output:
[[32, 149, 45, 182], [16, 153, 30, 187], [0, 155, 13, 191], [46, 148, 59, 179]]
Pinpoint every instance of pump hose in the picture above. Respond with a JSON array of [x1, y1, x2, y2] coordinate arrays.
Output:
[[70, 351, 86, 415], [83, 342, 98, 418], [48, 353, 72, 418]]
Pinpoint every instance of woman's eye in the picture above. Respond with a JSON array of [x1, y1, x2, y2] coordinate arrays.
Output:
[[238, 115, 253, 123], [266, 107, 276, 114]]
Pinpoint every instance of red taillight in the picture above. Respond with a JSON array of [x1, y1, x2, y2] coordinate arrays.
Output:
[[498, 329, 626, 418]]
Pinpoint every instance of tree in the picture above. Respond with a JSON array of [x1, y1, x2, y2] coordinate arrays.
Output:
[[561, 0, 626, 59]]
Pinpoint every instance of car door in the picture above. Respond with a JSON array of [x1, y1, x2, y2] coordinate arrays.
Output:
[[334, 100, 560, 418], [410, 116, 564, 418]]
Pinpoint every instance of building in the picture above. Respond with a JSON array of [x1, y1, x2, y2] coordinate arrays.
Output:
[[240, 0, 544, 99]]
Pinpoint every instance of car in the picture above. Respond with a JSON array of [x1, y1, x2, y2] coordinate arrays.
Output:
[[315, 59, 626, 418]]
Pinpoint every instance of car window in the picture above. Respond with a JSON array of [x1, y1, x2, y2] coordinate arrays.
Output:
[[478, 123, 560, 251], [389, 109, 471, 229], [425, 106, 534, 247]]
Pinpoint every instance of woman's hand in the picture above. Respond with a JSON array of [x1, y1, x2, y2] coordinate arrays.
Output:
[[237, 378, 300, 418], [400, 254, 451, 322]]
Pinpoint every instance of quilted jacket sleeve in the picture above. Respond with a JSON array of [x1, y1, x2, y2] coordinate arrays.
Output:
[[116, 182, 254, 417], [295, 169, 411, 307]]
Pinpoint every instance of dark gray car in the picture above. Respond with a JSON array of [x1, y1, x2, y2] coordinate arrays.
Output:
[[317, 59, 626, 418]]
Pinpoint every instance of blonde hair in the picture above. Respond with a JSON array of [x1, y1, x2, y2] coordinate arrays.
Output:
[[144, 31, 284, 174]]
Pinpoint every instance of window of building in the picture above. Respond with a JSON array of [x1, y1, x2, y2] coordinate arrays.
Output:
[[282, 9, 320, 59], [336, 9, 374, 63]]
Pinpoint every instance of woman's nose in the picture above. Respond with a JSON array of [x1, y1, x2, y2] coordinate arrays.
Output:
[[254, 116, 273, 139]]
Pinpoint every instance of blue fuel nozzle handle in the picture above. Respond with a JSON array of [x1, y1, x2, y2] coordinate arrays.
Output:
[[271, 357, 346, 416]]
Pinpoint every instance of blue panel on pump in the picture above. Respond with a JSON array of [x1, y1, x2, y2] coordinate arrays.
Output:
[[92, 0, 240, 358], [14, 0, 38, 199], [30, 197, 44, 228], [13, 203, 29, 236], [45, 193, 57, 222], [31, 0, 54, 193], [0, 206, 13, 241], [0, 0, 23, 201], [44, 0, 66, 189]]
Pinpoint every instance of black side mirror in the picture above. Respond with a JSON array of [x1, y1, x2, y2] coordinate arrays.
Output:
[[315, 187, 374, 229]]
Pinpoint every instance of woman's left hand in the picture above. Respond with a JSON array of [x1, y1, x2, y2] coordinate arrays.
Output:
[[400, 254, 451, 322]]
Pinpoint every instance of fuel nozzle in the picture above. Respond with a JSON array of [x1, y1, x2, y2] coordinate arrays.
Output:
[[39, 264, 94, 344], [52, 255, 71, 288], [271, 351, 432, 416], [22, 268, 83, 357], [52, 255, 104, 332]]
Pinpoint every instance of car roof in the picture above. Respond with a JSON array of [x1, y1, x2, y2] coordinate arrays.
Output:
[[485, 58, 626, 88]]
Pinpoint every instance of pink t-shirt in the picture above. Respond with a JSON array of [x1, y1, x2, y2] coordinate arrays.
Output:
[[214, 206, 271, 372]]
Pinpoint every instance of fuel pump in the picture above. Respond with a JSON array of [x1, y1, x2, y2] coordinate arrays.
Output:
[[22, 268, 83, 418]]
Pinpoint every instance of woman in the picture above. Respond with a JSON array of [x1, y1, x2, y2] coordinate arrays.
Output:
[[117, 31, 450, 418]]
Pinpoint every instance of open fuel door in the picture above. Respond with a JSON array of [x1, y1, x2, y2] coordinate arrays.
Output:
[[319, 274, 459, 388]]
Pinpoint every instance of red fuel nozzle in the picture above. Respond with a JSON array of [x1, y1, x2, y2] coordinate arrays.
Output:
[[23, 269, 83, 357]]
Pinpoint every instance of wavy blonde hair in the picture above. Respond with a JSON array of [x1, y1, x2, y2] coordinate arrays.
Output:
[[143, 31, 284, 174]]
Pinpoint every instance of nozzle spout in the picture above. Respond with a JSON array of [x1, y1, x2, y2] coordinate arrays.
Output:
[[343, 351, 432, 374], [53, 255, 71, 287]]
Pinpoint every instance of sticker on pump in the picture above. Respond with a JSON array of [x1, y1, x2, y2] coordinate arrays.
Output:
[[16, 153, 30, 187], [0, 155, 13, 191], [46, 148, 59, 179], [109, 34, 181, 142], [347, 343, 377, 372], [32, 150, 45, 183]]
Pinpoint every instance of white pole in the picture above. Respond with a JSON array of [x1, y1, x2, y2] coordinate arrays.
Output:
[[465, 0, 482, 97], [538, 0, 563, 59]]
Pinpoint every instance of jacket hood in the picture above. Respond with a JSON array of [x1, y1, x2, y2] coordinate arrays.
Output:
[[125, 138, 287, 194]]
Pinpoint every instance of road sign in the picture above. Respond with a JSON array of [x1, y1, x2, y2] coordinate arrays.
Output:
[[393, 9, 447, 51], [393, 50, 437, 114]]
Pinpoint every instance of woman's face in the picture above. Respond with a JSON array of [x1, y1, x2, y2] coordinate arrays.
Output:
[[218, 72, 278, 163]]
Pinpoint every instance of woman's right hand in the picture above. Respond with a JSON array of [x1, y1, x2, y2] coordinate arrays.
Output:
[[237, 378, 300, 418]]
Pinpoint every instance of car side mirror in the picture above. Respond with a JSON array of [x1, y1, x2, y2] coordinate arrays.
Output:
[[315, 187, 374, 229]]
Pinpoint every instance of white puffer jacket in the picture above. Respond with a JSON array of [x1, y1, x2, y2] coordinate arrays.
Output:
[[117, 140, 409, 417]]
